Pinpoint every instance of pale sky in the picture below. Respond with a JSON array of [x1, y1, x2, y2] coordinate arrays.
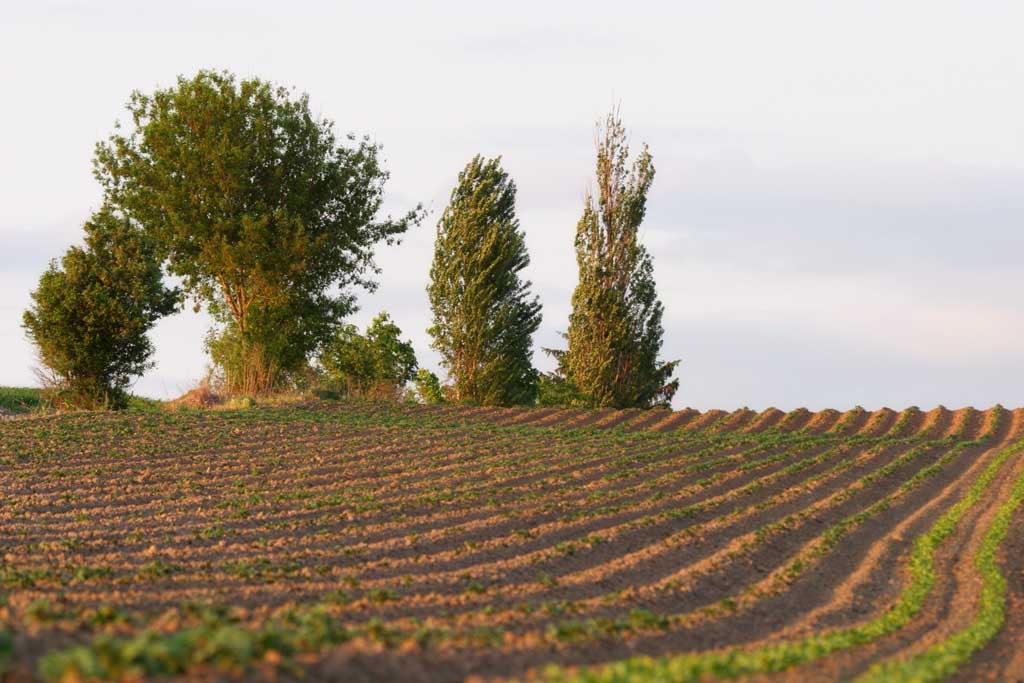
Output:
[[2, 1, 1023, 410]]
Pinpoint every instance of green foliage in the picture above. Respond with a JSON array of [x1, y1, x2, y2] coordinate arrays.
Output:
[[536, 372, 591, 407], [0, 631, 10, 675], [94, 69, 422, 395], [428, 155, 542, 405], [37, 608, 350, 682], [413, 368, 445, 404], [855, 444, 1024, 682], [553, 109, 678, 409], [226, 396, 258, 410], [320, 312, 418, 399], [0, 387, 42, 414], [125, 395, 164, 412], [540, 436, 1024, 683], [21, 208, 178, 410]]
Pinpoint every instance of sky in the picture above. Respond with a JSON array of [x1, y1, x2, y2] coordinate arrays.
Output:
[[1, 1, 1023, 411]]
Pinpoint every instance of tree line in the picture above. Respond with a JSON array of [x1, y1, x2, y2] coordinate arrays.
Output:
[[22, 70, 678, 411]]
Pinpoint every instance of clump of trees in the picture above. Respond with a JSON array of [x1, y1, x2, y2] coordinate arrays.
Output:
[[427, 155, 542, 406], [24, 73, 679, 412], [94, 70, 422, 396], [544, 109, 679, 408], [320, 312, 418, 400], [22, 207, 179, 409], [24, 70, 422, 409]]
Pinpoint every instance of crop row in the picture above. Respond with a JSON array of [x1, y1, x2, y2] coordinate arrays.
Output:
[[0, 402, 1015, 682], [540, 426, 1024, 682]]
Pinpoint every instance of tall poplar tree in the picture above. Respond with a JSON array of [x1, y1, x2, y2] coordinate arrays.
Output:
[[559, 110, 679, 408], [428, 155, 542, 405]]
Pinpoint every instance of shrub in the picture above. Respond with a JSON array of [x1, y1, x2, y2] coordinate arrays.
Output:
[[536, 372, 592, 408], [22, 208, 178, 410], [413, 369, 445, 404], [319, 312, 417, 400]]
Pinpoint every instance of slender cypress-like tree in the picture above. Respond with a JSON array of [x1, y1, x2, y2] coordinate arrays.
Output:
[[560, 109, 679, 408], [428, 155, 542, 405]]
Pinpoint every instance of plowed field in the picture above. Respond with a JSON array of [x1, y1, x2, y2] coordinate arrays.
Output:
[[1, 401, 1023, 682]]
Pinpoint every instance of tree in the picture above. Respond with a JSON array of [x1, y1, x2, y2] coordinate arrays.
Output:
[[22, 207, 178, 409], [428, 155, 542, 405], [93, 69, 421, 395], [536, 370, 590, 408], [556, 109, 678, 408], [320, 312, 418, 399], [412, 369, 445, 404]]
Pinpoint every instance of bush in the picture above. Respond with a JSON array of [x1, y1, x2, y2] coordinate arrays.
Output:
[[413, 369, 445, 404], [319, 313, 417, 400], [226, 396, 257, 410], [21, 208, 178, 410], [536, 372, 591, 408]]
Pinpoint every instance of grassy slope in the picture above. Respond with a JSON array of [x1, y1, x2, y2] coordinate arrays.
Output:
[[0, 387, 163, 415], [0, 387, 41, 413]]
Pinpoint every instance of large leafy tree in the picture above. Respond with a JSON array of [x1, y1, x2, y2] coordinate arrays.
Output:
[[428, 155, 542, 405], [557, 110, 678, 408], [93, 70, 420, 395], [320, 312, 418, 399], [22, 208, 179, 409]]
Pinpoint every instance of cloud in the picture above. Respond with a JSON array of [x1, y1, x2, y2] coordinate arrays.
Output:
[[439, 26, 651, 65], [657, 260, 1024, 362], [670, 316, 1024, 411], [642, 157, 1024, 276]]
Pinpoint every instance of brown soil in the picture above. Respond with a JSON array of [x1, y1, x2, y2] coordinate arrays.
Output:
[[745, 408, 785, 433], [166, 383, 222, 409], [858, 408, 897, 438], [737, 411, 1023, 682], [686, 409, 728, 432], [0, 402, 1018, 683], [650, 407, 701, 432], [947, 491, 1024, 683]]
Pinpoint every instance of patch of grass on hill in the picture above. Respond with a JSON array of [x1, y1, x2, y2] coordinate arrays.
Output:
[[0, 387, 164, 414], [126, 395, 164, 412], [0, 387, 42, 414]]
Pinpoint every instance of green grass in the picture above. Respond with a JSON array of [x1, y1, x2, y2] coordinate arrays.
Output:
[[125, 395, 165, 412], [0, 386, 42, 413], [0, 386, 163, 414]]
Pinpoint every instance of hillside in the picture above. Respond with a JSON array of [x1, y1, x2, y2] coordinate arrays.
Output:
[[1, 401, 1022, 682]]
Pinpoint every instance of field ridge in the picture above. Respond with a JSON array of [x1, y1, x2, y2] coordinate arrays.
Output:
[[0, 401, 1019, 682]]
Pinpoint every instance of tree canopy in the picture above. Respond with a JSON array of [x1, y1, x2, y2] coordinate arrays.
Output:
[[319, 312, 418, 400], [22, 208, 178, 409], [428, 155, 542, 405], [93, 69, 421, 395], [556, 109, 679, 408]]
